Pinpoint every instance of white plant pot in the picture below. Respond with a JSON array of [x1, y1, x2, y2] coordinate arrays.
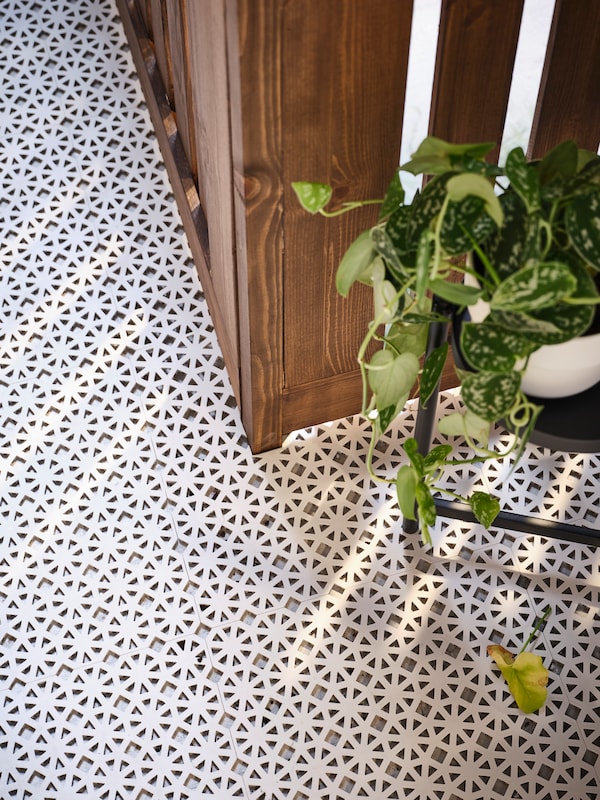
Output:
[[463, 274, 600, 399], [518, 335, 600, 398]]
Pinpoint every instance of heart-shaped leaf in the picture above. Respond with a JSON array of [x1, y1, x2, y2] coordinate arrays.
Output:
[[336, 230, 376, 297], [488, 645, 549, 713], [396, 465, 418, 521], [470, 491, 500, 528], [379, 171, 405, 219], [505, 147, 540, 211], [446, 173, 503, 227], [401, 137, 495, 176], [367, 350, 419, 413], [291, 181, 332, 214], [460, 322, 537, 372], [490, 261, 577, 312], [461, 370, 521, 422], [438, 409, 491, 445]]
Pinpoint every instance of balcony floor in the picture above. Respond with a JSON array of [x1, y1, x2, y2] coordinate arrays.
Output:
[[1, 1, 599, 798]]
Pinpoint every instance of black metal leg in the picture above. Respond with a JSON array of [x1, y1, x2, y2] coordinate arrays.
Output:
[[402, 318, 449, 534], [400, 307, 599, 546]]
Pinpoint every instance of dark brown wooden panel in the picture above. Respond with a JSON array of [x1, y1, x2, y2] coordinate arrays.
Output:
[[429, 0, 525, 162], [227, 0, 285, 451], [529, 0, 600, 157], [281, 0, 414, 388]]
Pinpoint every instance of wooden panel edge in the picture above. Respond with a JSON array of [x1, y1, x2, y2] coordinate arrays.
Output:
[[282, 357, 459, 439], [227, 0, 285, 453], [282, 370, 364, 436], [115, 0, 241, 402]]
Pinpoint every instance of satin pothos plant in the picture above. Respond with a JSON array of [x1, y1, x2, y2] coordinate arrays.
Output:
[[293, 137, 600, 545]]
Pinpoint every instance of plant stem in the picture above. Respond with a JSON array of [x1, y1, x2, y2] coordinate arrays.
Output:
[[319, 199, 383, 218], [519, 606, 552, 655]]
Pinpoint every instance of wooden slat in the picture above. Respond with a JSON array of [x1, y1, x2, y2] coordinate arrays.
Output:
[[115, 0, 239, 404], [281, 0, 414, 388], [429, 0, 525, 162], [186, 1, 240, 400], [528, 0, 600, 157], [165, 0, 197, 180], [149, 0, 173, 105], [227, 0, 285, 451], [135, 0, 151, 30]]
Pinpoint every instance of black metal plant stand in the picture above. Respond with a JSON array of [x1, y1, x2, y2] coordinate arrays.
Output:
[[402, 313, 600, 547]]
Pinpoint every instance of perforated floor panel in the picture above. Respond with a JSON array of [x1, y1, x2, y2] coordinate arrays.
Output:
[[1, 1, 599, 798]]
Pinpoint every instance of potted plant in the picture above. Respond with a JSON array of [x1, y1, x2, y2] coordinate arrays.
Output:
[[293, 137, 600, 546]]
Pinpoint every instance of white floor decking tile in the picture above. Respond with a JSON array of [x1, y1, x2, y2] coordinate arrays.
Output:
[[1, 1, 599, 798]]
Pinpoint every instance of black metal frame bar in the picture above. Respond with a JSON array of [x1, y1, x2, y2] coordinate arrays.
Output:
[[402, 317, 600, 546]]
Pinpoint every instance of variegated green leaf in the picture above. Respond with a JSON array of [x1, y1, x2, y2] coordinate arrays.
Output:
[[489, 258, 596, 344], [420, 342, 448, 407], [522, 303, 594, 345], [379, 171, 405, 219], [415, 229, 432, 310], [291, 181, 332, 214], [415, 482, 436, 545], [386, 205, 415, 269], [470, 491, 500, 528], [461, 370, 522, 422], [403, 438, 424, 477], [460, 322, 537, 372], [480, 192, 536, 282], [446, 173, 503, 226], [567, 156, 600, 196], [377, 403, 402, 435], [439, 195, 497, 254], [401, 136, 495, 176], [406, 177, 448, 251], [490, 262, 576, 312], [423, 444, 453, 472], [565, 192, 600, 270], [415, 481, 436, 525], [370, 226, 409, 282], [505, 147, 540, 211], [488, 309, 562, 339]]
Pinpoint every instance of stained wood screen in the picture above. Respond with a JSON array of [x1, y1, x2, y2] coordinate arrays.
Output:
[[116, 0, 600, 452]]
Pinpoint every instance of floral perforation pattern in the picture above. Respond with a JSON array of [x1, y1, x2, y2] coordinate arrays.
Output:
[[0, 0, 599, 798]]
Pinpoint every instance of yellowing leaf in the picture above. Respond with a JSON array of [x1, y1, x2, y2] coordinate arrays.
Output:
[[488, 644, 549, 713]]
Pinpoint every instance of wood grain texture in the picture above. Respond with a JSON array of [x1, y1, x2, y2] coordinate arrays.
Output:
[[282, 1, 413, 391], [186, 1, 240, 392], [115, 0, 239, 403], [165, 0, 197, 180], [149, 0, 173, 104], [227, 0, 285, 451], [529, 0, 600, 157], [429, 0, 524, 162]]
